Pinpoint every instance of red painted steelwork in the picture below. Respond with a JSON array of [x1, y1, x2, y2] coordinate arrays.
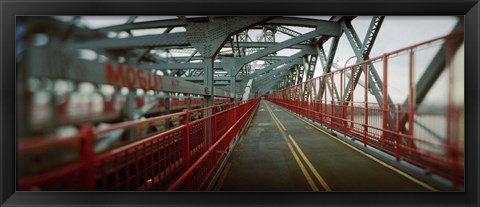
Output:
[[17, 99, 259, 191]]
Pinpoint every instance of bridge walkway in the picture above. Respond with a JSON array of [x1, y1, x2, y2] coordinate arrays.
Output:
[[215, 100, 435, 191]]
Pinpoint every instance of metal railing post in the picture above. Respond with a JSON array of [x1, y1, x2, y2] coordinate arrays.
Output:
[[382, 54, 388, 144], [364, 63, 369, 147], [396, 104, 401, 161], [182, 109, 191, 168], [80, 125, 96, 191]]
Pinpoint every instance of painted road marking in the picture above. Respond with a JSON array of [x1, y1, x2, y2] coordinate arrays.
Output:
[[266, 101, 331, 191], [288, 135, 332, 192], [265, 104, 286, 131], [274, 103, 438, 192], [264, 102, 319, 191]]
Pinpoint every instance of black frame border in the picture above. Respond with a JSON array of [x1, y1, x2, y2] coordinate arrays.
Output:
[[1, 0, 479, 206]]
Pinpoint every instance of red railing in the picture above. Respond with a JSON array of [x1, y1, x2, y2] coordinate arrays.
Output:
[[17, 98, 260, 191], [266, 29, 464, 185]]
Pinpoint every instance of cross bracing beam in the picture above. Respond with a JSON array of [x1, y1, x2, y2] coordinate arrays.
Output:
[[340, 16, 389, 108], [263, 25, 302, 37], [266, 17, 337, 29], [289, 69, 297, 87], [255, 74, 285, 92], [230, 42, 314, 50], [243, 51, 310, 80], [95, 19, 186, 32], [184, 17, 273, 107], [24, 47, 232, 98], [305, 54, 318, 80], [94, 16, 335, 34], [186, 16, 274, 58], [258, 78, 284, 96], [145, 55, 288, 64], [69, 17, 273, 51], [317, 37, 341, 102], [136, 43, 313, 71], [296, 64, 305, 85], [232, 24, 341, 75], [303, 55, 318, 100], [257, 74, 285, 88], [181, 76, 242, 81], [254, 70, 290, 87], [68, 32, 190, 50], [139, 62, 224, 70], [252, 59, 303, 84]]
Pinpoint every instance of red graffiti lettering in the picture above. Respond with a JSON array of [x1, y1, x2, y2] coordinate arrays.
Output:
[[137, 69, 146, 89], [106, 63, 168, 91], [105, 63, 124, 85], [125, 66, 136, 88], [158, 76, 164, 90], [148, 72, 158, 90]]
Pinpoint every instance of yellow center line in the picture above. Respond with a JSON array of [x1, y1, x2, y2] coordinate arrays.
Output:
[[266, 104, 286, 131], [288, 135, 332, 192], [264, 102, 319, 191], [277, 103, 438, 192], [266, 101, 331, 191]]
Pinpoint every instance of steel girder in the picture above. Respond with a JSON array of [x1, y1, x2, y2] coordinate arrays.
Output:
[[258, 77, 284, 96], [305, 54, 318, 80], [302, 55, 318, 100], [341, 16, 388, 108], [68, 32, 190, 49], [316, 37, 341, 102], [62, 16, 341, 103], [185, 17, 273, 106], [254, 70, 288, 94], [136, 43, 312, 71], [242, 50, 313, 81], [185, 17, 273, 58], [263, 25, 302, 38], [252, 59, 303, 84], [231, 23, 341, 75], [95, 16, 333, 34], [23, 46, 232, 98], [34, 16, 382, 106]]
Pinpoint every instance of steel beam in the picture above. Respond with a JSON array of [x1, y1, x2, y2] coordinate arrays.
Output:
[[233, 25, 341, 75], [243, 51, 308, 80], [259, 78, 284, 96], [341, 16, 389, 108], [253, 59, 303, 83], [317, 37, 341, 102], [95, 19, 185, 32], [266, 17, 338, 28], [94, 16, 336, 33], [23, 47, 232, 97], [181, 76, 239, 81], [68, 32, 190, 49]]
